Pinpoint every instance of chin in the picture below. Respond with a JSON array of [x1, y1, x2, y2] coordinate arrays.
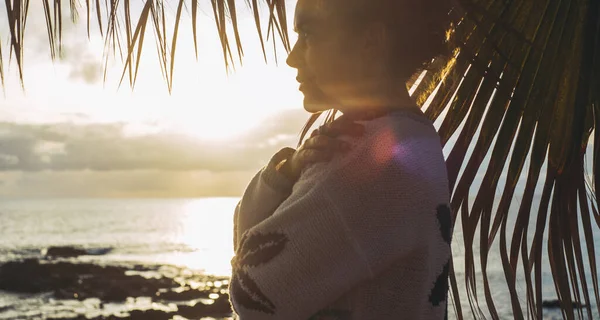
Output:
[[301, 89, 335, 113], [303, 100, 330, 113]]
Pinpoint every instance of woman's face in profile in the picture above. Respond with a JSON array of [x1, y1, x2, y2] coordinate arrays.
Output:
[[287, 0, 384, 113]]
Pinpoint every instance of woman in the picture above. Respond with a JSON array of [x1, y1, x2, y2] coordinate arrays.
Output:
[[229, 0, 456, 319]]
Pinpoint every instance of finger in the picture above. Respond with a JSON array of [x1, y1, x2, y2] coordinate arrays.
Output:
[[303, 135, 333, 149], [298, 149, 334, 165], [310, 129, 319, 138], [304, 135, 350, 151], [319, 121, 364, 138]]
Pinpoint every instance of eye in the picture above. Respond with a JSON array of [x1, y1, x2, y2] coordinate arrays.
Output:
[[299, 31, 312, 41]]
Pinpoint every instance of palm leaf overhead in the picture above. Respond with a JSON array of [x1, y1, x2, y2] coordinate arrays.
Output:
[[2, 0, 600, 319]]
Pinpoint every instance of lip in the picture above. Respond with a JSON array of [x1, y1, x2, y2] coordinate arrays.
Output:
[[296, 76, 314, 84], [299, 83, 310, 92], [297, 77, 313, 92]]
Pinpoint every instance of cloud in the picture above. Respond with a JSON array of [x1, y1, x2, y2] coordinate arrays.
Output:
[[55, 32, 104, 84], [0, 154, 19, 166], [67, 53, 103, 84], [0, 109, 315, 197], [0, 109, 309, 172], [0, 170, 255, 197]]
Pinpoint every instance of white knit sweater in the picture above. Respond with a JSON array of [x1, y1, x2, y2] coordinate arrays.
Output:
[[230, 110, 452, 320]]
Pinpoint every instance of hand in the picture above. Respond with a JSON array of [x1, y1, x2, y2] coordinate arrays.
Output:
[[278, 117, 365, 182]]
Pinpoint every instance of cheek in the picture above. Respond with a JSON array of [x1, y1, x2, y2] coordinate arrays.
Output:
[[306, 42, 361, 86], [304, 47, 328, 80]]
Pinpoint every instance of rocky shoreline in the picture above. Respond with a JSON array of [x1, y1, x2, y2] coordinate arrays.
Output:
[[0, 247, 234, 319], [0, 246, 592, 319]]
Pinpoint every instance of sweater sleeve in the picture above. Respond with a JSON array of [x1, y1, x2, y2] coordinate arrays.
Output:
[[233, 147, 296, 252], [228, 131, 447, 319]]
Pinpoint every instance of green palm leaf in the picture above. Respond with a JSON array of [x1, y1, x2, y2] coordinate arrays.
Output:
[[2, 0, 600, 319]]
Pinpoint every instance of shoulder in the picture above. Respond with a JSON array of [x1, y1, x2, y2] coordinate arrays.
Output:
[[357, 110, 442, 168], [338, 110, 446, 182], [299, 110, 449, 203]]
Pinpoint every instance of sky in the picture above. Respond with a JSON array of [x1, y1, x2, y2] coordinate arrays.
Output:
[[2, 1, 593, 199], [0, 0, 311, 198]]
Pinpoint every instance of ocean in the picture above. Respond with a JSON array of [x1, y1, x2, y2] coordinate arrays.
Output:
[[0, 197, 598, 319]]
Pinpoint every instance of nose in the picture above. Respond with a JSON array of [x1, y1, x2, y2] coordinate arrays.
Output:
[[286, 41, 302, 69]]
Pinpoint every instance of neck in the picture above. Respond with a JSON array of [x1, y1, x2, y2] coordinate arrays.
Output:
[[335, 79, 417, 115]]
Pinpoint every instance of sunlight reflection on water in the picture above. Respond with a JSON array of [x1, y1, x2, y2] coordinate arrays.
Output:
[[173, 198, 236, 275], [1, 197, 598, 319], [0, 197, 238, 276]]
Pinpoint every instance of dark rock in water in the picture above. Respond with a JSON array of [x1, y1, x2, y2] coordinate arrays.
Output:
[[49, 310, 177, 320], [48, 310, 176, 320], [43, 246, 88, 258], [0, 259, 176, 301], [123, 309, 175, 320], [0, 258, 234, 319], [155, 286, 210, 301], [0, 259, 63, 293], [178, 294, 233, 318], [42, 246, 112, 258], [542, 299, 586, 309]]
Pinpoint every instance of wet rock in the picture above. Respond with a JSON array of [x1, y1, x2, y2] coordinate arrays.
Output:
[[0, 259, 178, 301], [123, 309, 175, 320], [0, 305, 12, 313], [0, 258, 234, 319], [178, 294, 233, 318], [48, 309, 177, 320], [155, 287, 210, 301], [0, 259, 67, 292], [42, 246, 112, 259], [43, 246, 88, 258]]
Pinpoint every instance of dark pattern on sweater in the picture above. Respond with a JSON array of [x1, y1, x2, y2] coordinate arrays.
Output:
[[230, 271, 276, 314], [429, 260, 450, 306], [235, 232, 289, 267], [230, 231, 289, 314], [436, 204, 452, 245]]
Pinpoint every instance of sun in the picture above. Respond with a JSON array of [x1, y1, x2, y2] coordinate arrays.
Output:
[[163, 80, 297, 142], [136, 40, 303, 142]]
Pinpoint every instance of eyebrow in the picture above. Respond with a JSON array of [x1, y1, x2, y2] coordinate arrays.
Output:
[[293, 15, 317, 33]]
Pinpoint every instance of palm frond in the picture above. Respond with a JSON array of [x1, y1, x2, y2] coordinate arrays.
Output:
[[2, 0, 600, 319], [1, 0, 287, 92], [432, 0, 600, 318]]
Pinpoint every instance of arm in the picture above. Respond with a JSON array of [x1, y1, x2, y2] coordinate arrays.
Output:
[[234, 118, 365, 251], [229, 131, 450, 319], [234, 147, 296, 252]]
